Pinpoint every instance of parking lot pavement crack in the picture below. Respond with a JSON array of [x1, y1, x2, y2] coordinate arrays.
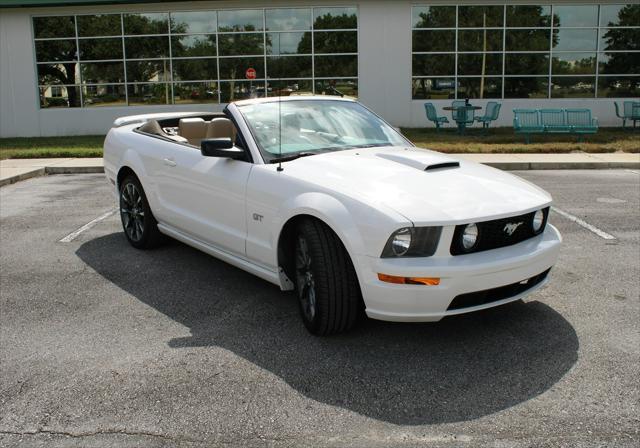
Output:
[[0, 427, 201, 444]]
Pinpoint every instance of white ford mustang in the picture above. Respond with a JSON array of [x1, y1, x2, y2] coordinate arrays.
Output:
[[104, 96, 561, 335]]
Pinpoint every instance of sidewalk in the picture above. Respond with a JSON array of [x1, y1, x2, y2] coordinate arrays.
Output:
[[1, 153, 639, 187]]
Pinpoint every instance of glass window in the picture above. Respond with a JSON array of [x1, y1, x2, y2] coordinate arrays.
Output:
[[554, 29, 597, 51], [79, 38, 123, 61], [125, 36, 170, 59], [458, 6, 504, 28], [551, 76, 595, 98], [266, 32, 311, 55], [504, 77, 548, 98], [37, 63, 80, 85], [313, 7, 357, 29], [80, 62, 125, 84], [598, 52, 640, 75], [458, 53, 503, 76], [505, 53, 549, 75], [39, 85, 81, 108], [506, 5, 552, 27], [127, 83, 172, 105], [505, 29, 551, 51], [315, 55, 357, 77], [219, 80, 265, 103], [218, 57, 264, 79], [123, 13, 169, 35], [33, 16, 75, 38], [171, 35, 217, 57], [553, 5, 598, 28], [597, 76, 640, 97], [458, 30, 503, 52], [599, 28, 640, 51], [172, 59, 217, 81], [266, 79, 313, 96], [218, 9, 263, 32], [600, 4, 640, 27], [412, 78, 455, 99], [412, 30, 455, 52], [83, 84, 126, 107], [35, 40, 77, 62], [552, 53, 596, 74], [315, 79, 358, 97], [77, 14, 121, 37], [170, 11, 217, 34], [173, 82, 219, 104], [266, 8, 311, 31], [218, 33, 264, 56], [457, 77, 502, 99], [266, 56, 312, 78], [314, 31, 357, 54], [413, 54, 455, 76], [412, 6, 456, 28], [126, 60, 171, 83]]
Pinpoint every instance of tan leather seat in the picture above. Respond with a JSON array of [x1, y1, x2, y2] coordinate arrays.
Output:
[[179, 118, 207, 146], [206, 117, 237, 142], [139, 119, 188, 143]]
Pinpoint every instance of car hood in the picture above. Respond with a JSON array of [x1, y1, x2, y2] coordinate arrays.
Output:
[[281, 146, 552, 225]]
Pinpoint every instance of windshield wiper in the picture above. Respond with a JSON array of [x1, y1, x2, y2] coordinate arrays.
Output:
[[268, 151, 319, 164]]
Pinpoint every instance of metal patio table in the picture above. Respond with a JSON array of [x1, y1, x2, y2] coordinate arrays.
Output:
[[443, 105, 482, 134]]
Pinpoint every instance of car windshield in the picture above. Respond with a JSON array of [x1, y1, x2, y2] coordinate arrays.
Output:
[[237, 99, 409, 161]]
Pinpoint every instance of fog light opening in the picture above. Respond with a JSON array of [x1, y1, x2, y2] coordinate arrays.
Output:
[[377, 273, 440, 286]]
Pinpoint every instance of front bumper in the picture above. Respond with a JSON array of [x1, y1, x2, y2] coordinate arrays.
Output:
[[356, 224, 562, 322]]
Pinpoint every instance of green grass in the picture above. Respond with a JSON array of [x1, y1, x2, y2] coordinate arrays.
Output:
[[0, 127, 638, 160], [0, 135, 105, 160], [401, 127, 640, 154]]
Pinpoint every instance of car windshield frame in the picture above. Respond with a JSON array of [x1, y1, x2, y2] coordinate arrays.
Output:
[[235, 98, 412, 163]]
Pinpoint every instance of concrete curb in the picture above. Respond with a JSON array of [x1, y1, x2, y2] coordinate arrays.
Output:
[[1, 160, 639, 187]]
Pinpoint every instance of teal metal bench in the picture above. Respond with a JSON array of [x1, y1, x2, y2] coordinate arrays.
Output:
[[513, 108, 598, 143]]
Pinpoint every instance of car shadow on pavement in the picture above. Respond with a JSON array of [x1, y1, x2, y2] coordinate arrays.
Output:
[[77, 233, 578, 426]]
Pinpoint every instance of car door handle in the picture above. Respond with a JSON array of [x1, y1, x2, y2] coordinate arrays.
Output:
[[163, 158, 176, 167]]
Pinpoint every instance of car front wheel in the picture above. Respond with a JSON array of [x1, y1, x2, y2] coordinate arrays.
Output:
[[119, 174, 163, 249], [295, 219, 362, 335]]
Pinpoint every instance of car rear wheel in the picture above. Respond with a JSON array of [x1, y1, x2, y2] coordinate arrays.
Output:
[[119, 174, 163, 249], [295, 219, 362, 335]]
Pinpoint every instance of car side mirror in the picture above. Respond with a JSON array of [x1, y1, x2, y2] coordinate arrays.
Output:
[[201, 138, 245, 160]]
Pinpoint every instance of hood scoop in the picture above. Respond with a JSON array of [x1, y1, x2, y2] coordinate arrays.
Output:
[[376, 153, 460, 172]]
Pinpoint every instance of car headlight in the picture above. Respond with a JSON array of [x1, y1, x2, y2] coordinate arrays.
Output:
[[381, 227, 442, 258], [532, 209, 545, 234], [461, 223, 478, 250]]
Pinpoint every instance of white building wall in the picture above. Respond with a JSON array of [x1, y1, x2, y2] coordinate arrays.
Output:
[[0, 0, 632, 137]]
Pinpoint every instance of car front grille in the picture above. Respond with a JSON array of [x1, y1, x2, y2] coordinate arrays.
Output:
[[447, 268, 551, 311], [450, 207, 549, 255]]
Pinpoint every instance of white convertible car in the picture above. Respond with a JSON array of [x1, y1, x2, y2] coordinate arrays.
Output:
[[104, 96, 561, 335]]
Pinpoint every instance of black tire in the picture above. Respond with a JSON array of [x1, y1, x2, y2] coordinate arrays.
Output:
[[295, 219, 362, 335], [119, 174, 163, 249]]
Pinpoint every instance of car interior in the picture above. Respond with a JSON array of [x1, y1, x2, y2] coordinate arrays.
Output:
[[136, 113, 239, 148]]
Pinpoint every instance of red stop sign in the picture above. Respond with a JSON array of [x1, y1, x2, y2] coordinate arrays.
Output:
[[245, 68, 256, 79]]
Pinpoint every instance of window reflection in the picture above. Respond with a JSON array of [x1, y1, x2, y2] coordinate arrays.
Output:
[[504, 77, 548, 98], [171, 35, 217, 57], [505, 54, 549, 75], [33, 16, 75, 38], [125, 36, 170, 59], [599, 28, 640, 51], [36, 40, 77, 62], [551, 76, 595, 97], [83, 84, 126, 107], [313, 7, 357, 29], [123, 13, 169, 35], [505, 29, 551, 51], [553, 5, 598, 27], [314, 31, 357, 53], [458, 77, 502, 99], [39, 85, 81, 108], [597, 76, 640, 97], [554, 29, 597, 51], [218, 33, 264, 56], [458, 30, 503, 52], [219, 80, 265, 102], [80, 62, 125, 84], [173, 82, 219, 103], [412, 6, 456, 28], [126, 60, 171, 83], [412, 30, 455, 52], [218, 57, 264, 79], [267, 56, 312, 78], [552, 53, 596, 74], [79, 38, 123, 61], [37, 63, 81, 85], [598, 52, 640, 75], [170, 11, 217, 34], [77, 15, 121, 37], [458, 6, 503, 28], [458, 53, 503, 76], [412, 78, 455, 99], [266, 32, 311, 55], [506, 5, 551, 27], [315, 55, 357, 77], [413, 54, 455, 77], [599, 4, 640, 26], [218, 9, 263, 32], [266, 79, 313, 96], [265, 9, 311, 31], [127, 83, 171, 105], [172, 59, 217, 81], [315, 79, 358, 97]]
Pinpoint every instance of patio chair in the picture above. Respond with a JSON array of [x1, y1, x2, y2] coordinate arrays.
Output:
[[615, 101, 640, 128], [475, 101, 502, 132], [451, 100, 465, 121], [424, 103, 449, 131]]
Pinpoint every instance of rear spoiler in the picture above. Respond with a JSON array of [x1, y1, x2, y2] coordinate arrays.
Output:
[[112, 111, 213, 127]]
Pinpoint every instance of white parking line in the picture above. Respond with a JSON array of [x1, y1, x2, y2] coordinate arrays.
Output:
[[59, 208, 118, 243], [625, 169, 639, 175], [551, 207, 616, 240]]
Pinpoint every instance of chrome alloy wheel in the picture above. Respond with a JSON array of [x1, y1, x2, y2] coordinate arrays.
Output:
[[120, 182, 145, 242], [295, 236, 317, 322]]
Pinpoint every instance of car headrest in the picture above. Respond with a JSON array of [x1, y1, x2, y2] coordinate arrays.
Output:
[[179, 118, 207, 145], [206, 117, 236, 141]]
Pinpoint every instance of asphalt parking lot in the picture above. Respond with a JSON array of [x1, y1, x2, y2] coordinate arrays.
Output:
[[1, 170, 638, 447]]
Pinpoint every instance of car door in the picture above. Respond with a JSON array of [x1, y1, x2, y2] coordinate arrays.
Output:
[[155, 141, 252, 257]]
